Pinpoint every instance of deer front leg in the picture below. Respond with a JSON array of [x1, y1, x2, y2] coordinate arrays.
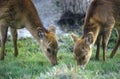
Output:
[[102, 28, 113, 62], [102, 17, 115, 62], [110, 32, 120, 58], [10, 28, 18, 57], [95, 35, 101, 60], [0, 26, 8, 60]]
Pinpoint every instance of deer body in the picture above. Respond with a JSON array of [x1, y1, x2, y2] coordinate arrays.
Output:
[[0, 0, 58, 65], [71, 0, 120, 67]]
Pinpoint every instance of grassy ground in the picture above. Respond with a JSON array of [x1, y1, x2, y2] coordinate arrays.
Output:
[[0, 37, 120, 79]]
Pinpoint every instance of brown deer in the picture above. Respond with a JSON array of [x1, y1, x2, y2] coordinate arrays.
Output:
[[0, 0, 58, 65], [71, 0, 120, 67]]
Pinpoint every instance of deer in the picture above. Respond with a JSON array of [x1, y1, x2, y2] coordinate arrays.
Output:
[[0, 0, 58, 65], [71, 0, 120, 67]]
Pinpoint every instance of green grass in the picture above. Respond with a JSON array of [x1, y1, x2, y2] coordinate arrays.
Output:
[[0, 37, 120, 79]]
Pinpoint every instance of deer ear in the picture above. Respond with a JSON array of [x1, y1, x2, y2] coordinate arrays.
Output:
[[48, 25, 56, 33], [71, 33, 79, 42], [85, 32, 94, 45], [37, 28, 46, 39]]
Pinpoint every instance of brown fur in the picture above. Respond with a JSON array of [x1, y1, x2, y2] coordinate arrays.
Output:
[[0, 0, 58, 65], [71, 0, 120, 67]]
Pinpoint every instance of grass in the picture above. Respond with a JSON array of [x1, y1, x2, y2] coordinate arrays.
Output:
[[0, 37, 120, 79]]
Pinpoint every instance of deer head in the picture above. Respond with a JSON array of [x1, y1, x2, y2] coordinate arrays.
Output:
[[37, 25, 58, 65], [71, 32, 94, 67]]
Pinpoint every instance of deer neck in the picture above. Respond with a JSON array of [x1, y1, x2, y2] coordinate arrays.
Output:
[[24, 16, 47, 44], [22, 0, 48, 43]]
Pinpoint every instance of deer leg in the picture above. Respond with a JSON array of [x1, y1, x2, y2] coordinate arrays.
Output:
[[0, 26, 8, 60], [102, 17, 115, 62], [10, 28, 18, 57], [102, 28, 113, 62], [102, 35, 107, 62], [110, 34, 120, 58], [95, 35, 101, 60]]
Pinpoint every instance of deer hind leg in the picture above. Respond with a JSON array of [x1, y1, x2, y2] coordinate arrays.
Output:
[[95, 35, 102, 60], [0, 26, 8, 60], [10, 28, 18, 57], [110, 31, 120, 58]]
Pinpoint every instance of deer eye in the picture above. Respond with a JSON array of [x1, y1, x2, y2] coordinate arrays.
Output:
[[47, 48, 51, 53]]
